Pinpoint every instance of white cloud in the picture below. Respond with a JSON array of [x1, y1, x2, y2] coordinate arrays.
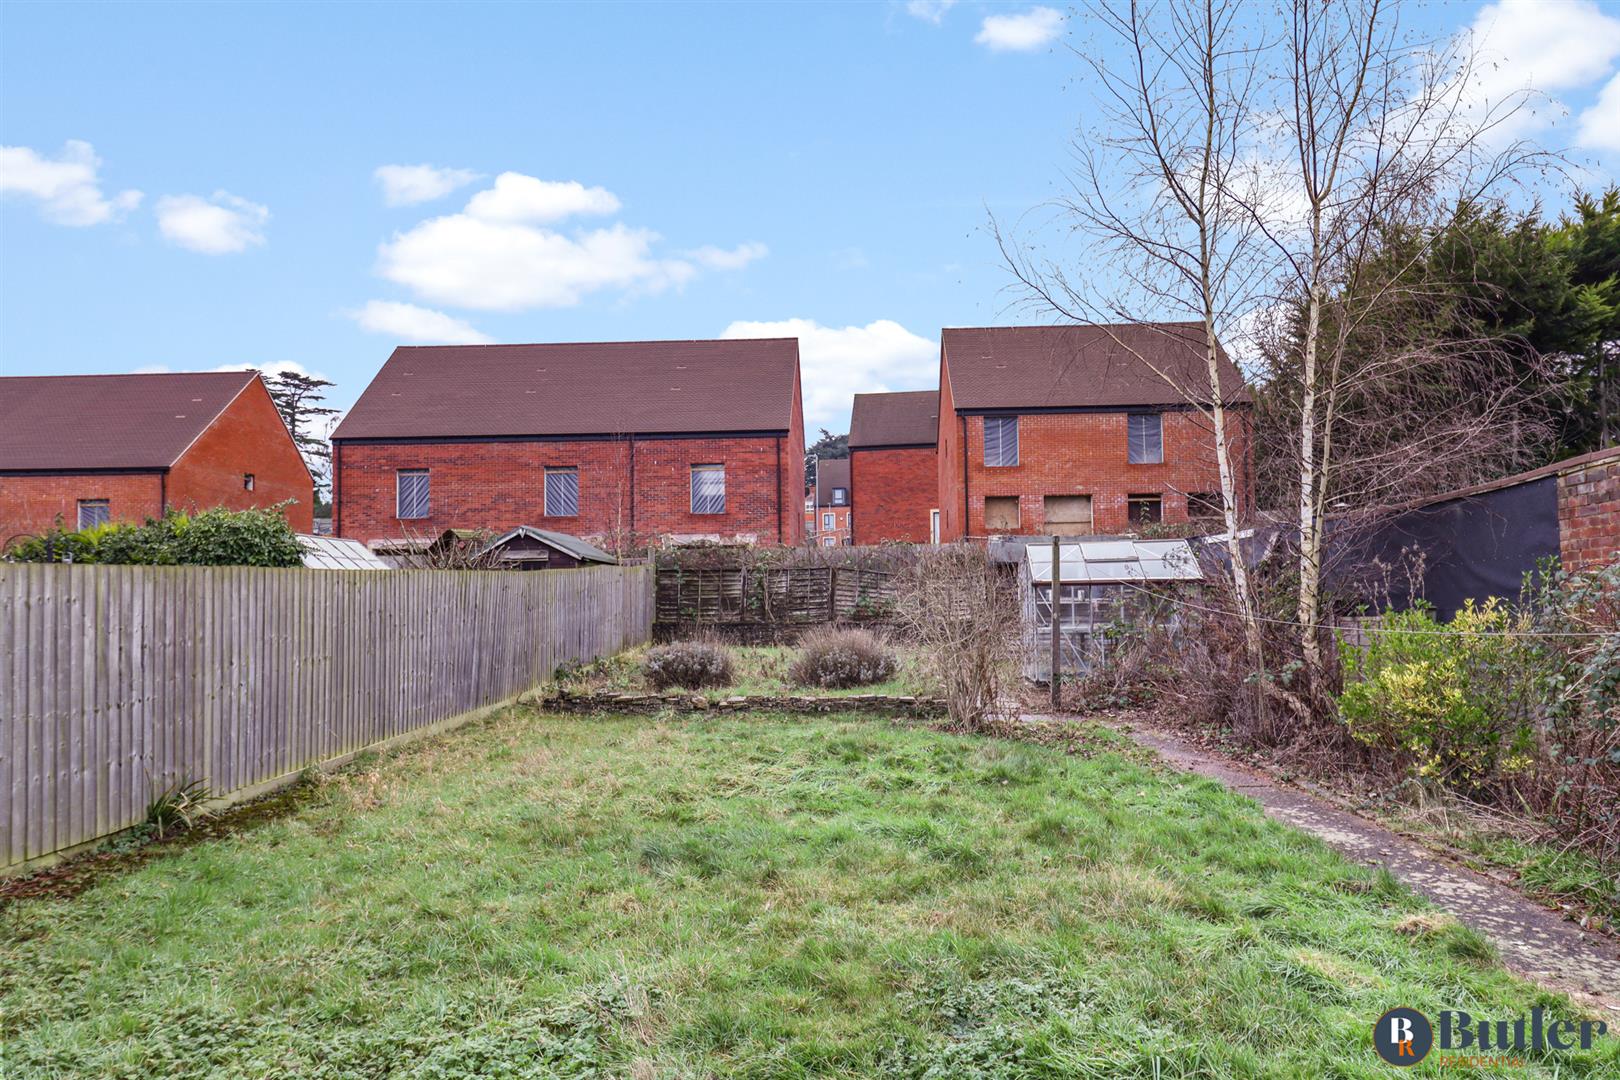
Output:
[[975, 6, 1064, 52], [1578, 71, 1620, 151], [0, 140, 142, 226], [720, 317, 937, 432], [463, 172, 620, 223], [375, 172, 760, 311], [686, 242, 769, 270], [374, 164, 483, 207], [347, 300, 494, 345], [155, 191, 269, 254], [1457, 0, 1620, 142], [905, 0, 956, 25]]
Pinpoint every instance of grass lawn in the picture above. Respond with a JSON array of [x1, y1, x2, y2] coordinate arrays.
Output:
[[3, 709, 1614, 1078], [557, 643, 937, 699]]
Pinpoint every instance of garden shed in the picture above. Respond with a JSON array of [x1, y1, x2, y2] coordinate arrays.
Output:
[[1021, 538, 1202, 680]]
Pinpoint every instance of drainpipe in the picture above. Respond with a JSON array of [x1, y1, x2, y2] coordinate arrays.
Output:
[[960, 415, 969, 539], [628, 433, 636, 535]]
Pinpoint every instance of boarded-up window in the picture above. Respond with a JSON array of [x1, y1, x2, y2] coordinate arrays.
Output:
[[1043, 495, 1093, 533], [545, 467, 579, 517], [1188, 491, 1222, 519], [77, 500, 110, 529], [984, 495, 1020, 531], [691, 464, 725, 514], [396, 470, 430, 519], [1128, 493, 1162, 524], [1128, 413, 1163, 464], [984, 416, 1019, 467]]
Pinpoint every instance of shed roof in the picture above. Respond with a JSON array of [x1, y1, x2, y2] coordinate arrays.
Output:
[[0, 371, 260, 470], [476, 526, 618, 565], [331, 339, 801, 440], [1026, 539, 1203, 584], [848, 390, 939, 448], [941, 324, 1247, 411], [299, 534, 393, 570]]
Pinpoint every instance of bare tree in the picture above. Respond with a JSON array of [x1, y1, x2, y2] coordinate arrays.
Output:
[[1246, 0, 1549, 687], [996, 0, 1276, 706]]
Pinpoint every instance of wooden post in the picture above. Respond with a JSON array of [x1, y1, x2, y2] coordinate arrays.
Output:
[[1049, 535, 1061, 710], [827, 566, 838, 624]]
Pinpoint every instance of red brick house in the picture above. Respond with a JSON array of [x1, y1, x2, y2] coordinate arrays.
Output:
[[0, 371, 315, 543], [331, 339, 806, 548], [805, 457, 852, 546], [936, 324, 1251, 541], [848, 390, 938, 544]]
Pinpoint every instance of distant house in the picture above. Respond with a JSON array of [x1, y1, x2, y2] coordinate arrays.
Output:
[[330, 340, 806, 548], [936, 324, 1250, 541], [848, 390, 938, 544], [805, 458, 853, 546], [0, 371, 315, 542]]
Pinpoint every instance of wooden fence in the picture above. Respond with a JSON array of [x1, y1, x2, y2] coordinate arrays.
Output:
[[654, 564, 901, 642], [0, 562, 654, 872]]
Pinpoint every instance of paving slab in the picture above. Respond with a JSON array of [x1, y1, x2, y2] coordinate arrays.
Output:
[[1075, 714, 1620, 1008]]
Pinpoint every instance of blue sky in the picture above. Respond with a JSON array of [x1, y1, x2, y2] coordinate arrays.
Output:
[[3, 0, 1618, 435]]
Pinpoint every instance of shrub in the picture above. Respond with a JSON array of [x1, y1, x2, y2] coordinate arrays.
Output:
[[1338, 598, 1539, 794], [897, 545, 1020, 731], [643, 641, 734, 691], [789, 627, 899, 689], [7, 505, 305, 568]]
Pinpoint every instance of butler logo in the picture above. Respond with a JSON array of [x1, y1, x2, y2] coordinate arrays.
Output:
[[1373, 1006, 1609, 1067], [1374, 1007, 1433, 1065]]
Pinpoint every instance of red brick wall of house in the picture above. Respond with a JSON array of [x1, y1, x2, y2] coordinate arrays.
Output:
[[336, 433, 801, 547], [784, 369, 807, 546], [937, 362, 965, 541], [167, 379, 315, 533], [851, 446, 936, 543], [938, 408, 1250, 540], [1558, 451, 1620, 571], [0, 472, 165, 542]]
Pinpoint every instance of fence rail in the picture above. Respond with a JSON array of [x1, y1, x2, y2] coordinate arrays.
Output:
[[0, 562, 653, 872]]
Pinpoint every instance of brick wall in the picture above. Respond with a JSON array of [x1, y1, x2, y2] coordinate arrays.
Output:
[[938, 408, 1250, 540], [0, 472, 165, 542], [1559, 450, 1620, 571], [167, 378, 315, 533], [336, 433, 801, 547], [851, 445, 936, 543]]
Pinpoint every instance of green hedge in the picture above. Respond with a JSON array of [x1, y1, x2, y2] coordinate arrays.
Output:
[[5, 505, 305, 568]]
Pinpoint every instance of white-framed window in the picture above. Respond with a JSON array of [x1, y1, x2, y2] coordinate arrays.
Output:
[[984, 416, 1019, 467], [243, 473, 255, 492], [823, 512, 835, 529], [823, 536, 837, 546], [691, 464, 725, 514], [545, 467, 579, 517], [77, 500, 110, 529], [396, 469, 430, 519], [831, 487, 848, 506], [1128, 413, 1163, 464]]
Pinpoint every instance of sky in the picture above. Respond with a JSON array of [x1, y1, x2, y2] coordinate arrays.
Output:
[[3, 0, 1618, 436]]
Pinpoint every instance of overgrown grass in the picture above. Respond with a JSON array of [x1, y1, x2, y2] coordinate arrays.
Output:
[[3, 710, 1613, 1077], [561, 643, 934, 698]]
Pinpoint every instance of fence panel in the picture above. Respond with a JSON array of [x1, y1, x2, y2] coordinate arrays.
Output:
[[0, 562, 654, 872]]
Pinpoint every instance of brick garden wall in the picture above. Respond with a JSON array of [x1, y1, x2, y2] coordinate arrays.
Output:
[[939, 408, 1250, 539], [1559, 450, 1620, 571], [336, 434, 802, 547], [851, 445, 936, 543], [0, 473, 165, 541]]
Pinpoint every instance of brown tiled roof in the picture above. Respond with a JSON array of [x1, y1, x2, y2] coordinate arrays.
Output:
[[0, 371, 258, 471], [848, 390, 939, 448], [814, 458, 850, 506], [940, 324, 1248, 410], [331, 339, 801, 440]]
